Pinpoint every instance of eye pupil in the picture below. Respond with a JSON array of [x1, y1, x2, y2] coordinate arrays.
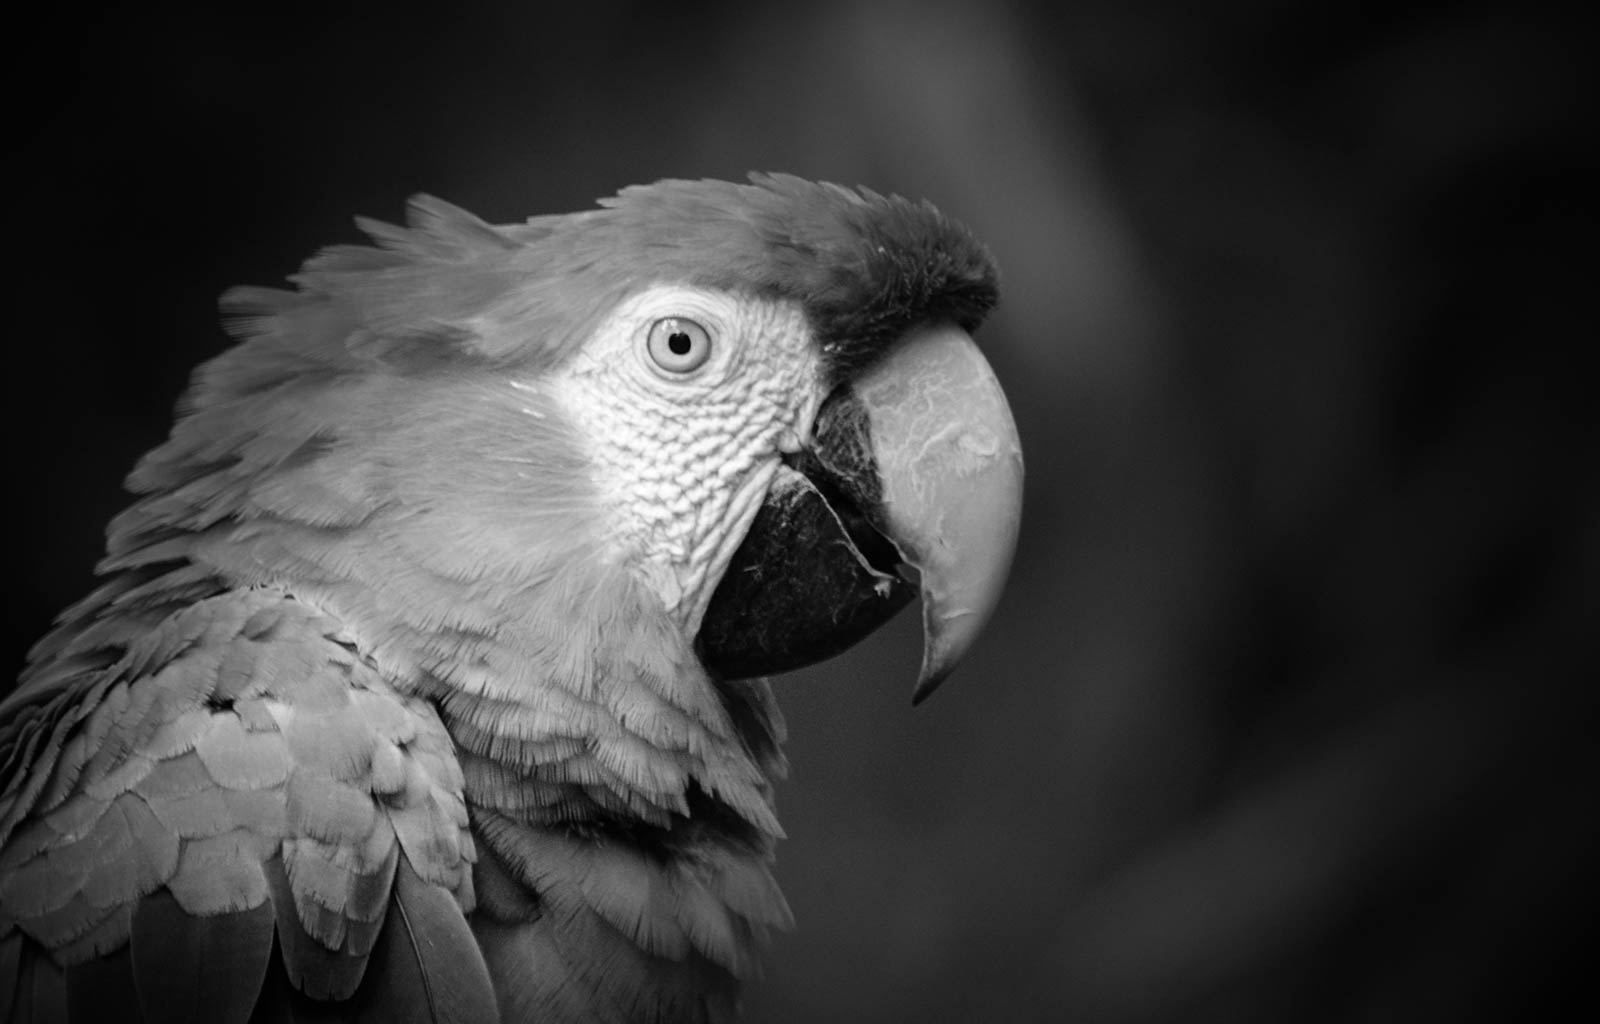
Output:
[[668, 332, 692, 356]]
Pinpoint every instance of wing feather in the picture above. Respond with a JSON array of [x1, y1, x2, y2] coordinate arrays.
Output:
[[353, 853, 497, 1024], [130, 889, 274, 1024], [1, 930, 21, 1014], [28, 941, 68, 1024], [65, 945, 143, 1024], [2, 591, 474, 1020], [264, 853, 370, 1002]]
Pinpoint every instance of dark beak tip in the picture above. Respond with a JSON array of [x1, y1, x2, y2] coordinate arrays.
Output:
[[910, 668, 948, 706]]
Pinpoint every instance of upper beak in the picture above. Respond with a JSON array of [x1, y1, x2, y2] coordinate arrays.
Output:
[[822, 323, 1024, 702], [695, 322, 1022, 703]]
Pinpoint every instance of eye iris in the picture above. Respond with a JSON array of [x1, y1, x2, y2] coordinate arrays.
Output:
[[648, 316, 711, 373]]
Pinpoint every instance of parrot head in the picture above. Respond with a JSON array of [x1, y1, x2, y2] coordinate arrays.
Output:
[[144, 173, 1022, 715]]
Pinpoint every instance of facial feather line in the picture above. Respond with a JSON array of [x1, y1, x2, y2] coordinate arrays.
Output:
[[545, 284, 824, 634]]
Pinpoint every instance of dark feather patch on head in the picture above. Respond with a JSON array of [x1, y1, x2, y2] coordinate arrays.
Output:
[[584, 173, 1000, 382]]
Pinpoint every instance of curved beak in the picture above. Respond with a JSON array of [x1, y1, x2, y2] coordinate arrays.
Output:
[[846, 324, 1024, 702], [695, 322, 1022, 704]]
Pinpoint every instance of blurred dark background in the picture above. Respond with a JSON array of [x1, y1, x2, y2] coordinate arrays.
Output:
[[5, 1, 1593, 1020]]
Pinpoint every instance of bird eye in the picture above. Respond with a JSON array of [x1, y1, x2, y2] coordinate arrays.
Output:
[[646, 317, 713, 374]]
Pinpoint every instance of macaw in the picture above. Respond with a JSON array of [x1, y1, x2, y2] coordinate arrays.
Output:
[[0, 174, 1021, 1023]]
